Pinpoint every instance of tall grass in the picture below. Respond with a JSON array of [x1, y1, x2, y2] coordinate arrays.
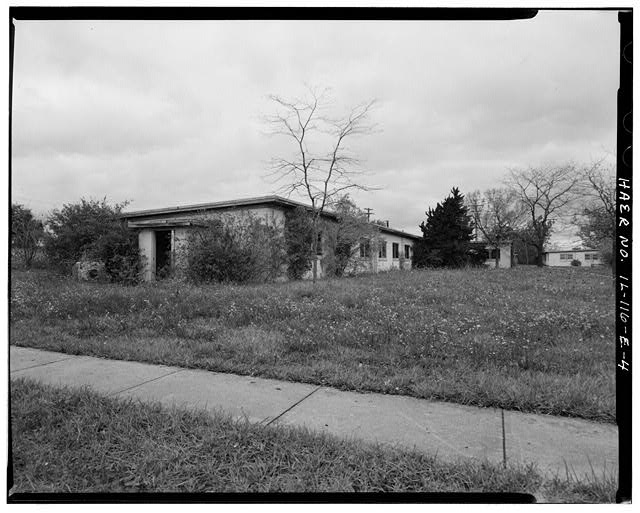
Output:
[[10, 266, 615, 421]]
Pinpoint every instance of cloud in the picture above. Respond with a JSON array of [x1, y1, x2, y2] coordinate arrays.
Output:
[[11, 11, 618, 237]]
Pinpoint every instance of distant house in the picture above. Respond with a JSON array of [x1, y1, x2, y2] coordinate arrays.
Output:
[[468, 240, 515, 269], [121, 195, 420, 281], [542, 249, 601, 267], [484, 241, 515, 269]]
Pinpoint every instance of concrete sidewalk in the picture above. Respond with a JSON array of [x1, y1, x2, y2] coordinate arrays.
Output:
[[10, 346, 618, 480]]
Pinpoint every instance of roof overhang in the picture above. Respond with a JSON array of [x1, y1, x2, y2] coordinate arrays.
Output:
[[127, 219, 208, 229], [121, 195, 339, 221]]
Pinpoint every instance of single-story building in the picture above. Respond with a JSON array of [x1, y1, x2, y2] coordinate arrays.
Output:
[[484, 241, 514, 269], [468, 240, 515, 269], [122, 195, 421, 281], [542, 249, 601, 267]]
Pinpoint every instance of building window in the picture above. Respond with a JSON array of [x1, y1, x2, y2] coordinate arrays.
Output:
[[404, 244, 410, 259], [560, 253, 573, 260], [359, 240, 371, 258], [378, 241, 387, 259], [585, 253, 599, 261], [392, 243, 399, 259], [316, 232, 323, 255]]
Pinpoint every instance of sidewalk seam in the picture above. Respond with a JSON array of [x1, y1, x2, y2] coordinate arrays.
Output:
[[264, 385, 322, 427], [501, 408, 507, 468], [108, 369, 185, 398], [10, 356, 77, 373]]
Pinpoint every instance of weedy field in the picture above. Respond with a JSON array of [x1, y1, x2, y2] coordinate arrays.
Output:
[[9, 378, 616, 500], [10, 266, 615, 422]]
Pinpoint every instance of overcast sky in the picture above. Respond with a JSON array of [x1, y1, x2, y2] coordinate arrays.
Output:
[[11, 10, 618, 240]]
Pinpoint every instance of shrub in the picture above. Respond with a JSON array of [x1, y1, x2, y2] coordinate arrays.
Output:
[[43, 198, 140, 283], [186, 214, 286, 284], [571, 259, 582, 267], [325, 196, 379, 277], [284, 208, 314, 280], [11, 204, 44, 269], [85, 229, 142, 285]]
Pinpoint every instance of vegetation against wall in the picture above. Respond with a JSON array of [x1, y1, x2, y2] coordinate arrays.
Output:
[[186, 213, 286, 284], [43, 198, 140, 283], [284, 207, 314, 280], [324, 195, 381, 277], [284, 196, 380, 280]]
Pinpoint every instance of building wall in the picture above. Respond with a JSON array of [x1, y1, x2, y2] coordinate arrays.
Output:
[[138, 230, 156, 282], [348, 233, 415, 274], [135, 206, 286, 228], [484, 242, 513, 269], [544, 251, 601, 267], [372, 233, 414, 271], [131, 205, 418, 281], [133, 206, 286, 281]]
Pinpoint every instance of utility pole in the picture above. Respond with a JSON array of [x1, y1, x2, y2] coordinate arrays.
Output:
[[364, 207, 374, 222]]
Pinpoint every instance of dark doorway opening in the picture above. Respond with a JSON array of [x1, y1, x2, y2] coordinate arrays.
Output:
[[155, 230, 172, 278]]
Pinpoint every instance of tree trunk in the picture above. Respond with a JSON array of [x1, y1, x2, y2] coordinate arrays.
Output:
[[494, 250, 499, 269], [611, 237, 616, 275], [311, 218, 318, 284], [535, 244, 544, 267]]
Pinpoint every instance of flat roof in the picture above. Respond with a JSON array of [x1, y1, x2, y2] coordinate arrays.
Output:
[[121, 195, 331, 219], [543, 249, 598, 254], [122, 195, 421, 240]]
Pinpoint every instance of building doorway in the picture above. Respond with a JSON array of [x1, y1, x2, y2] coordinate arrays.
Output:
[[155, 230, 172, 278]]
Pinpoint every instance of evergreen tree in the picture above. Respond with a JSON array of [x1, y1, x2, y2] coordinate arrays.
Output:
[[413, 187, 474, 268]]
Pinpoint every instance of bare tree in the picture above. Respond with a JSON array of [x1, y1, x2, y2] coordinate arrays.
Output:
[[265, 87, 376, 282], [506, 164, 581, 267], [576, 160, 616, 271], [467, 188, 525, 268]]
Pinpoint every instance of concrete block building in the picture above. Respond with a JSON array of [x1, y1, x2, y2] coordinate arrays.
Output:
[[542, 249, 601, 267], [122, 195, 420, 281], [485, 241, 514, 268]]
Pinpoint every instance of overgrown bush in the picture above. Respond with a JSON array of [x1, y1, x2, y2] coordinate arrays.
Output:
[[571, 259, 582, 267], [284, 208, 314, 280], [44, 198, 141, 283], [11, 204, 44, 269], [324, 196, 379, 277], [284, 196, 379, 280], [186, 214, 286, 284], [85, 229, 141, 285]]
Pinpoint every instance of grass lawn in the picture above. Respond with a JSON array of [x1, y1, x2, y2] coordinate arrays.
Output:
[[10, 266, 615, 422], [9, 378, 616, 500]]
